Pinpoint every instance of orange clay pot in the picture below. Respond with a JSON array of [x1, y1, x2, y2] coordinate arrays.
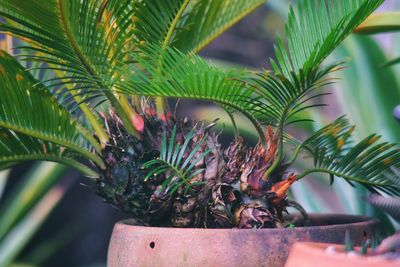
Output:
[[285, 242, 400, 267], [108, 214, 379, 267]]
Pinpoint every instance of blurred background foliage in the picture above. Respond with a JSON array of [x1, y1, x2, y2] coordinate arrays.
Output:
[[1, 0, 400, 266]]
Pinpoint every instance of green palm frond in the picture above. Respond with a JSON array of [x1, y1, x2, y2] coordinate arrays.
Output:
[[0, 50, 104, 170], [248, 63, 340, 127], [134, 0, 266, 53], [246, 0, 383, 177], [134, 0, 189, 46], [296, 118, 400, 196], [114, 44, 269, 144], [0, 0, 140, 136], [244, 63, 340, 177], [173, 0, 266, 53], [0, 0, 133, 91], [143, 125, 211, 194], [1, 0, 262, 137], [0, 129, 98, 178], [289, 116, 354, 164], [273, 0, 383, 77]]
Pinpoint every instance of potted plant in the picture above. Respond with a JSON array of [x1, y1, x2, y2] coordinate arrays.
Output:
[[285, 195, 400, 267], [0, 0, 397, 266]]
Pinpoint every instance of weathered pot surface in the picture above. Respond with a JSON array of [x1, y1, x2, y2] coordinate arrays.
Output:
[[285, 242, 400, 267], [107, 213, 379, 267]]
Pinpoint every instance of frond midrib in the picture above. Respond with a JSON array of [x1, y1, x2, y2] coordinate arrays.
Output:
[[0, 121, 104, 168], [298, 167, 395, 186], [191, 1, 265, 53], [56, 0, 137, 137], [152, 158, 187, 181], [57, 0, 98, 79], [126, 90, 267, 145], [0, 153, 99, 178], [162, 0, 191, 50]]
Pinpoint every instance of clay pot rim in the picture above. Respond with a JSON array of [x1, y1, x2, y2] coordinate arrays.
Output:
[[115, 213, 378, 232]]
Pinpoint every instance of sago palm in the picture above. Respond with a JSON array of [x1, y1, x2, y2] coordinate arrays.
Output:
[[0, 0, 399, 228]]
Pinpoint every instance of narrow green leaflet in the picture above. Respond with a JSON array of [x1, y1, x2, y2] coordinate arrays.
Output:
[[143, 125, 211, 194], [247, 63, 339, 127], [288, 116, 354, 164], [297, 118, 400, 196], [0, 51, 103, 172], [115, 44, 268, 144], [134, 0, 189, 46], [272, 0, 383, 77], [0, 129, 97, 177], [0, 0, 133, 97], [0, 0, 140, 136], [173, 0, 266, 53]]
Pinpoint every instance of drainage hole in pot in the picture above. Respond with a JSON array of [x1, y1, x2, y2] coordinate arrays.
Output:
[[149, 241, 155, 249]]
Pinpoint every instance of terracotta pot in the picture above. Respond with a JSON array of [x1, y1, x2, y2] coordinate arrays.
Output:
[[285, 242, 400, 267], [108, 213, 379, 267]]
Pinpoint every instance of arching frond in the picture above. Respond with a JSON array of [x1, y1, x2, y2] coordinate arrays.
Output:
[[248, 63, 340, 127], [173, 0, 266, 53], [246, 0, 382, 177], [0, 128, 98, 178], [290, 116, 355, 163], [143, 125, 211, 194], [0, 0, 134, 91], [0, 0, 140, 136], [114, 44, 269, 144], [134, 0, 189, 46], [1, 0, 263, 136], [272, 0, 383, 77], [0, 50, 104, 169], [297, 118, 400, 196]]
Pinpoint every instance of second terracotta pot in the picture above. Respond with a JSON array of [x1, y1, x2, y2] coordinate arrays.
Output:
[[108, 213, 379, 267], [285, 242, 400, 267]]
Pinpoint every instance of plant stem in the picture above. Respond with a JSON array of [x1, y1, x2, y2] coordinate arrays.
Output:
[[263, 120, 285, 181], [285, 143, 304, 166], [0, 155, 98, 178], [155, 0, 192, 117], [296, 168, 389, 186], [162, 0, 191, 52], [75, 124, 102, 153], [51, 67, 109, 147], [225, 109, 239, 137], [105, 91, 140, 138], [58, 0, 138, 139], [155, 97, 166, 118], [0, 121, 105, 169], [119, 94, 143, 132], [66, 90, 109, 147]]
